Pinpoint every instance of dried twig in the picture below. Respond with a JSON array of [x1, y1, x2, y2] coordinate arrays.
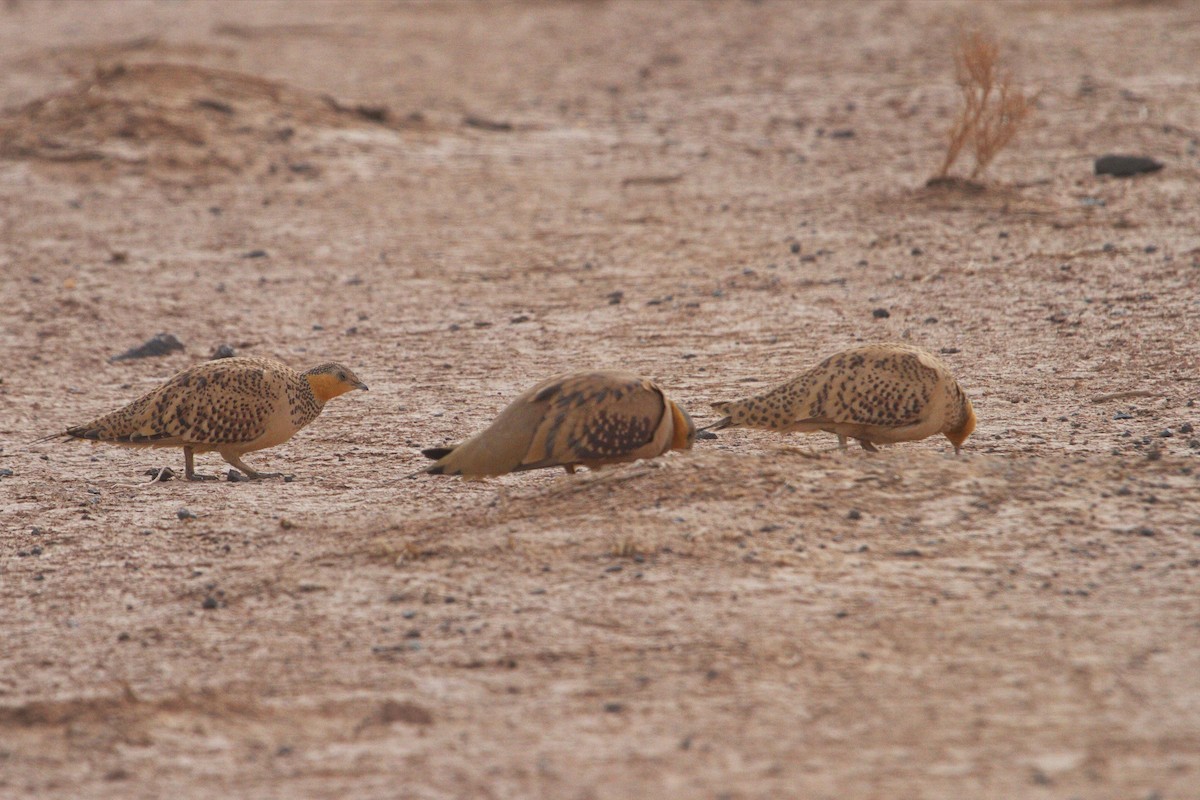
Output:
[[934, 31, 1031, 182], [1090, 389, 1159, 403]]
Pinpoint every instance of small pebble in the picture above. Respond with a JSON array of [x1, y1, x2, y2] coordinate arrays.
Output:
[[177, 508, 196, 520], [201, 597, 219, 610], [1179, 422, 1194, 434], [228, 469, 245, 482], [1094, 154, 1163, 177], [243, 249, 268, 259], [607, 291, 624, 305], [0, 468, 13, 478], [603, 702, 624, 713], [847, 509, 862, 520], [1160, 429, 1173, 438], [872, 308, 890, 319], [1114, 412, 1133, 420], [789, 242, 801, 254], [210, 344, 236, 359]]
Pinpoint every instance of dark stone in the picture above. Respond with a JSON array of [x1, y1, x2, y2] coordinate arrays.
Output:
[[201, 597, 218, 610], [110, 333, 184, 362], [242, 249, 268, 259], [210, 344, 236, 359], [872, 308, 890, 318], [1095, 155, 1163, 177], [177, 508, 195, 520]]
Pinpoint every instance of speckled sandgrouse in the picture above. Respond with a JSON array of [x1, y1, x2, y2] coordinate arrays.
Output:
[[54, 356, 368, 480], [415, 370, 696, 477], [707, 343, 976, 453]]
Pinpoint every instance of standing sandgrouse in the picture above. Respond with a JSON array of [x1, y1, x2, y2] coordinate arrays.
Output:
[[707, 343, 975, 453], [416, 370, 696, 477], [53, 356, 368, 480]]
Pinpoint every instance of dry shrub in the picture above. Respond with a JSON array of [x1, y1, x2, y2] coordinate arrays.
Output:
[[933, 30, 1031, 182]]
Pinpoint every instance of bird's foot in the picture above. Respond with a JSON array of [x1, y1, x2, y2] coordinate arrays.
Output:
[[242, 471, 283, 481], [857, 439, 880, 453], [186, 472, 219, 482]]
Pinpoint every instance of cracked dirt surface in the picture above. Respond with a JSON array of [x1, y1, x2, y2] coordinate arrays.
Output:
[[1, 1, 1198, 798]]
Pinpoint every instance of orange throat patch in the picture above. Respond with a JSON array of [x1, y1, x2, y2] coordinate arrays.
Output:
[[307, 373, 351, 404]]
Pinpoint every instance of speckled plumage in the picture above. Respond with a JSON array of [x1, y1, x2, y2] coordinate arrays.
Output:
[[708, 344, 976, 452], [59, 356, 367, 479], [417, 370, 696, 477]]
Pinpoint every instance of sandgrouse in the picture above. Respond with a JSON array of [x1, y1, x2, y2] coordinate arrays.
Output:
[[416, 370, 696, 478], [52, 356, 368, 480], [707, 343, 975, 453]]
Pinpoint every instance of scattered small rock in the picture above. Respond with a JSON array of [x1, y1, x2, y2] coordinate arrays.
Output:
[[872, 308, 890, 319], [1095, 154, 1163, 177], [110, 333, 184, 362], [227, 469, 246, 482], [201, 596, 219, 610], [789, 242, 801, 254], [603, 702, 624, 713], [510, 314, 530, 324], [143, 467, 175, 482], [177, 508, 196, 520], [939, 347, 960, 355], [463, 115, 513, 132], [847, 509, 862, 520], [1180, 422, 1194, 434], [1114, 412, 1133, 420], [280, 518, 295, 530], [374, 699, 434, 726], [210, 344, 236, 359], [0, 468, 13, 479], [830, 128, 855, 139], [607, 290, 624, 305], [604, 564, 623, 573], [1160, 429, 1173, 438], [242, 249, 268, 259]]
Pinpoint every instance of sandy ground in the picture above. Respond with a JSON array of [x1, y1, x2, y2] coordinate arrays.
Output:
[[1, 1, 1199, 797]]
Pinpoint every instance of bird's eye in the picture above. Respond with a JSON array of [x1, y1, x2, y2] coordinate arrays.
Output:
[[338, 372, 347, 381]]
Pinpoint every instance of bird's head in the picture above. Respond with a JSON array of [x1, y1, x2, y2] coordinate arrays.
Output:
[[668, 400, 697, 451], [944, 395, 976, 454], [305, 362, 369, 403]]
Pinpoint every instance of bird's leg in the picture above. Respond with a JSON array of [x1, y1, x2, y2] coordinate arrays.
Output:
[[222, 453, 282, 480], [563, 464, 577, 475], [857, 439, 879, 453], [184, 446, 217, 481], [836, 434, 848, 450]]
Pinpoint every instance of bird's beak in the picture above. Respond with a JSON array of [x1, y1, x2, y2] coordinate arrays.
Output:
[[356, 382, 370, 391]]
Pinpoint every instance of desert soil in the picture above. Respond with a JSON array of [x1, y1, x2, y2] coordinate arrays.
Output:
[[1, 1, 1199, 798]]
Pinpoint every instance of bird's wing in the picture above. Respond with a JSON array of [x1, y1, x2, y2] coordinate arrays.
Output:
[[68, 361, 278, 445], [819, 349, 941, 427], [521, 373, 666, 468]]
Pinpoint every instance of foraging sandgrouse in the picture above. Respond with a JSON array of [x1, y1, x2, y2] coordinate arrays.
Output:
[[707, 343, 975, 453], [416, 370, 696, 477]]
